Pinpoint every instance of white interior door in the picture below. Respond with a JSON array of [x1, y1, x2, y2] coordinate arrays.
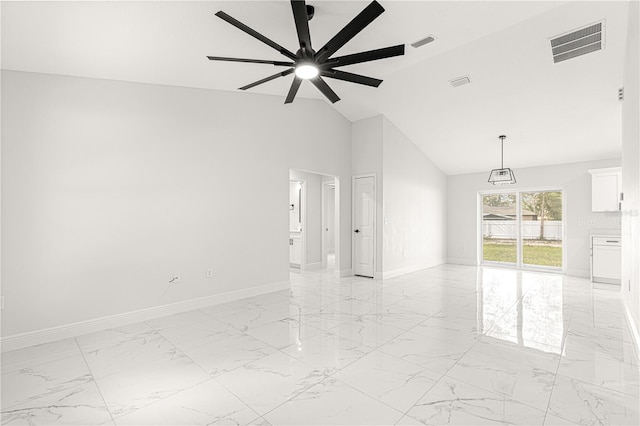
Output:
[[354, 176, 375, 277]]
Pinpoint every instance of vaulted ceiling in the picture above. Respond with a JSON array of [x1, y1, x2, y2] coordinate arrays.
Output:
[[1, 1, 630, 175]]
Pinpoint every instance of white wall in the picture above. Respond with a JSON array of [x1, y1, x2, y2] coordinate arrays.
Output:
[[447, 158, 622, 277], [290, 169, 323, 267], [1, 70, 352, 338], [352, 115, 448, 278], [352, 116, 384, 273], [381, 117, 448, 277], [621, 0, 640, 340]]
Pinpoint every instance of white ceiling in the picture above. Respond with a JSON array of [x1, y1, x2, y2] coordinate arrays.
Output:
[[1, 0, 629, 175]]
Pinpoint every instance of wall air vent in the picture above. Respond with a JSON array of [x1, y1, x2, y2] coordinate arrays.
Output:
[[550, 21, 604, 63], [449, 76, 471, 88], [411, 35, 435, 48]]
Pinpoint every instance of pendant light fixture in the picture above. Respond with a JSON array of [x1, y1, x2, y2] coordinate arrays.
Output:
[[488, 135, 517, 185]]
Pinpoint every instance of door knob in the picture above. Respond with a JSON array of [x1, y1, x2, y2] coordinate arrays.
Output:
[[354, 229, 360, 233]]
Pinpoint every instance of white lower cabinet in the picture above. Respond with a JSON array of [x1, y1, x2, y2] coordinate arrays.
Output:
[[591, 235, 621, 284], [290, 233, 302, 267]]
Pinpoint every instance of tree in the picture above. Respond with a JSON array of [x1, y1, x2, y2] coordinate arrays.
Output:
[[521, 191, 562, 239], [483, 193, 516, 207]]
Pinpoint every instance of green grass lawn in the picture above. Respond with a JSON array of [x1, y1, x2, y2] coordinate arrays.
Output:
[[483, 240, 562, 267]]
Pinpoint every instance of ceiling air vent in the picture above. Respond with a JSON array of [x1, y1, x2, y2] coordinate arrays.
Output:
[[550, 21, 604, 63], [411, 35, 435, 48], [449, 76, 471, 88]]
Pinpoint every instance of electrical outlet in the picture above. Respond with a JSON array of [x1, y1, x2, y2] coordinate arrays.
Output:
[[206, 268, 213, 278], [169, 272, 181, 284]]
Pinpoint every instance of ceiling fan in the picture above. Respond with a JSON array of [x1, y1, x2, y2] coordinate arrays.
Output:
[[207, 0, 405, 104]]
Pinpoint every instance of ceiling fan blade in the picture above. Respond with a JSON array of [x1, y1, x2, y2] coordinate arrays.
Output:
[[291, 1, 313, 55], [215, 11, 297, 60], [285, 77, 303, 104], [239, 68, 294, 91], [207, 56, 294, 67], [310, 76, 340, 103], [322, 69, 382, 87], [323, 44, 405, 68], [315, 0, 384, 63]]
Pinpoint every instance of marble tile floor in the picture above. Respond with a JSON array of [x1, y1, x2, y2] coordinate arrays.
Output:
[[2, 265, 639, 425]]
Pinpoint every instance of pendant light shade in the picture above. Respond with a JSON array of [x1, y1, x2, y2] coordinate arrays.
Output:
[[488, 135, 516, 185]]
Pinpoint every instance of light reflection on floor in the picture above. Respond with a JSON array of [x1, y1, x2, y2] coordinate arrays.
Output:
[[2, 264, 638, 425], [481, 268, 565, 354]]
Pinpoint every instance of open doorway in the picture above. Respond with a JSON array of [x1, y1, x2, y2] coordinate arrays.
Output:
[[289, 169, 340, 272]]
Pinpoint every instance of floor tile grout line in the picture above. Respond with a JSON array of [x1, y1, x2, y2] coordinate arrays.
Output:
[[554, 369, 640, 399], [75, 328, 201, 383], [444, 371, 550, 418], [240, 305, 445, 418], [109, 377, 215, 423], [326, 375, 409, 421], [0, 342, 82, 376], [152, 325, 219, 378], [394, 328, 486, 423], [542, 355, 565, 426], [78, 324, 219, 422], [253, 369, 409, 424], [73, 337, 117, 425], [213, 352, 329, 422], [558, 303, 640, 399]]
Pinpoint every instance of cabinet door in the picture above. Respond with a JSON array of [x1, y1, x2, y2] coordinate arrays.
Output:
[[290, 238, 302, 265], [592, 173, 620, 212], [592, 245, 621, 280]]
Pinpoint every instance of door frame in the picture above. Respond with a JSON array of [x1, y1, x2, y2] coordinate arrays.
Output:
[[352, 173, 377, 278], [478, 186, 567, 273], [300, 180, 307, 270], [321, 180, 337, 269], [290, 169, 341, 273], [289, 179, 306, 270]]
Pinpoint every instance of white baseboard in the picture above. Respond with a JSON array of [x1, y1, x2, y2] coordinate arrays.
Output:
[[1, 280, 290, 353], [447, 258, 477, 266], [304, 262, 323, 271], [566, 268, 590, 278], [381, 259, 446, 280], [338, 269, 353, 277], [623, 298, 640, 359]]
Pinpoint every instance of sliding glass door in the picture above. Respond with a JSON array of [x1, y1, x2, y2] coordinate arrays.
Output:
[[521, 191, 563, 268], [481, 190, 563, 270], [482, 193, 518, 265]]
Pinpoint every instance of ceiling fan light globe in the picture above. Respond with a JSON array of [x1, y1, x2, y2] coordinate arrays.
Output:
[[295, 64, 319, 79]]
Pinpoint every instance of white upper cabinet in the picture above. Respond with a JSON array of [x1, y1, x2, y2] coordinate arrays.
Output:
[[588, 167, 622, 212]]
